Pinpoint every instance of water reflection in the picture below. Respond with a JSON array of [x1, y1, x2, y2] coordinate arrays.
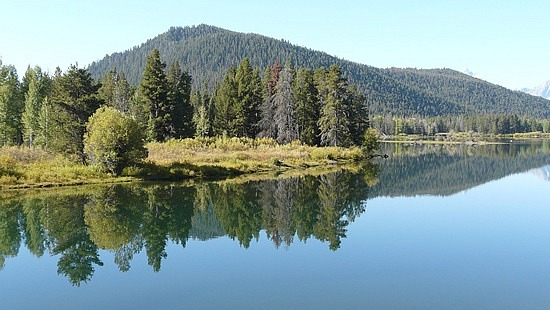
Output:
[[372, 140, 550, 196], [0, 164, 379, 285], [1, 141, 550, 286]]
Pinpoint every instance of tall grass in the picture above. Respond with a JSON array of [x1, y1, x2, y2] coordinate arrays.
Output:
[[1, 137, 367, 188], [146, 137, 365, 173], [0, 146, 112, 188]]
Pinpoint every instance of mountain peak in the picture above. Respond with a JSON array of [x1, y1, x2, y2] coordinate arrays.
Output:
[[521, 81, 550, 99]]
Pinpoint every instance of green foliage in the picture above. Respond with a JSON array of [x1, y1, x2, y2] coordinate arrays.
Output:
[[294, 67, 319, 145], [21, 66, 51, 147], [140, 49, 170, 142], [84, 107, 147, 175], [317, 66, 352, 147], [167, 62, 193, 138], [98, 67, 134, 114], [362, 128, 380, 155], [0, 63, 22, 146], [371, 114, 550, 136], [50, 65, 102, 161]]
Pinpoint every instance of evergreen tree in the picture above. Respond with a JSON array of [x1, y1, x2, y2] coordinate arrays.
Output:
[[317, 65, 352, 147], [191, 89, 212, 138], [167, 62, 193, 138], [257, 61, 281, 139], [49, 65, 102, 161], [294, 67, 319, 145], [234, 58, 262, 137], [213, 67, 237, 136], [140, 49, 170, 142], [347, 84, 370, 145], [98, 68, 134, 114], [0, 62, 22, 146]]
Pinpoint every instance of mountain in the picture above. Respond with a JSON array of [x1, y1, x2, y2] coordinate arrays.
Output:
[[521, 81, 550, 99], [87, 24, 550, 118]]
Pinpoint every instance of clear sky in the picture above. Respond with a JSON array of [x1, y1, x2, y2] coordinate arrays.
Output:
[[1, 0, 548, 90]]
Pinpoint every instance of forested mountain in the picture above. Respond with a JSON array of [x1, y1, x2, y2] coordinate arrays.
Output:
[[87, 24, 550, 118]]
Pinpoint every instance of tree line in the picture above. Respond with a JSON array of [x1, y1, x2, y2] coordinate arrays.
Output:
[[371, 114, 550, 136], [0, 50, 372, 162]]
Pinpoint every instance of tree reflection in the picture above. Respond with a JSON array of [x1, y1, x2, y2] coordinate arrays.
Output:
[[0, 163, 379, 284], [0, 202, 21, 271], [43, 195, 103, 286]]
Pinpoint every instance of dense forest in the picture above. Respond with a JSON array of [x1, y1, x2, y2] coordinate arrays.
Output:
[[88, 25, 550, 118]]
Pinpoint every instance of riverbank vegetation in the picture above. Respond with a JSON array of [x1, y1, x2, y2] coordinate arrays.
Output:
[[0, 137, 367, 189]]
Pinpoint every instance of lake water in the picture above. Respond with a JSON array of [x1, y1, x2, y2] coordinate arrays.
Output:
[[1, 141, 550, 309]]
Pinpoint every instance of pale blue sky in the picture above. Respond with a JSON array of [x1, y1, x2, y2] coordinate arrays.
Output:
[[1, 0, 548, 90]]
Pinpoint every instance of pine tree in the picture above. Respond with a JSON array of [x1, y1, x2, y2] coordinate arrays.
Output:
[[140, 49, 170, 142], [347, 84, 369, 145], [234, 58, 262, 137], [258, 61, 281, 139], [317, 65, 351, 147], [167, 62, 193, 138], [191, 90, 212, 138], [50, 64, 102, 161], [213, 67, 237, 136], [294, 67, 319, 145], [98, 68, 134, 114], [0, 63, 22, 146]]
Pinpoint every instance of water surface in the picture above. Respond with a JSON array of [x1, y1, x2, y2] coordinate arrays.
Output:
[[1, 141, 549, 309]]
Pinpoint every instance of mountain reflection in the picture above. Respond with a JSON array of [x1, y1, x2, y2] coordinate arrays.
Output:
[[371, 140, 550, 197], [0, 164, 378, 285]]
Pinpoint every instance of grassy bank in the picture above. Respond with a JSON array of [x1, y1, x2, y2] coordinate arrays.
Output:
[[1, 137, 366, 189]]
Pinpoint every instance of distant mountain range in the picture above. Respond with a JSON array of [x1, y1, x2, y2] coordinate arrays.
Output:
[[521, 81, 550, 99], [87, 24, 550, 118]]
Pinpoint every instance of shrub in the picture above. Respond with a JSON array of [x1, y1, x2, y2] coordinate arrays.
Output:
[[84, 107, 147, 176], [362, 128, 380, 155]]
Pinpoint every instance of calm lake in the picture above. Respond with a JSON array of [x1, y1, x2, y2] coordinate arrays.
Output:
[[1, 141, 550, 309]]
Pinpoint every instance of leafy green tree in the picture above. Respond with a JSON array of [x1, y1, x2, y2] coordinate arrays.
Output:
[[49, 65, 102, 161], [84, 107, 147, 175], [140, 49, 170, 141], [0, 62, 22, 146], [362, 128, 380, 155], [22, 66, 51, 147], [167, 61, 194, 138]]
